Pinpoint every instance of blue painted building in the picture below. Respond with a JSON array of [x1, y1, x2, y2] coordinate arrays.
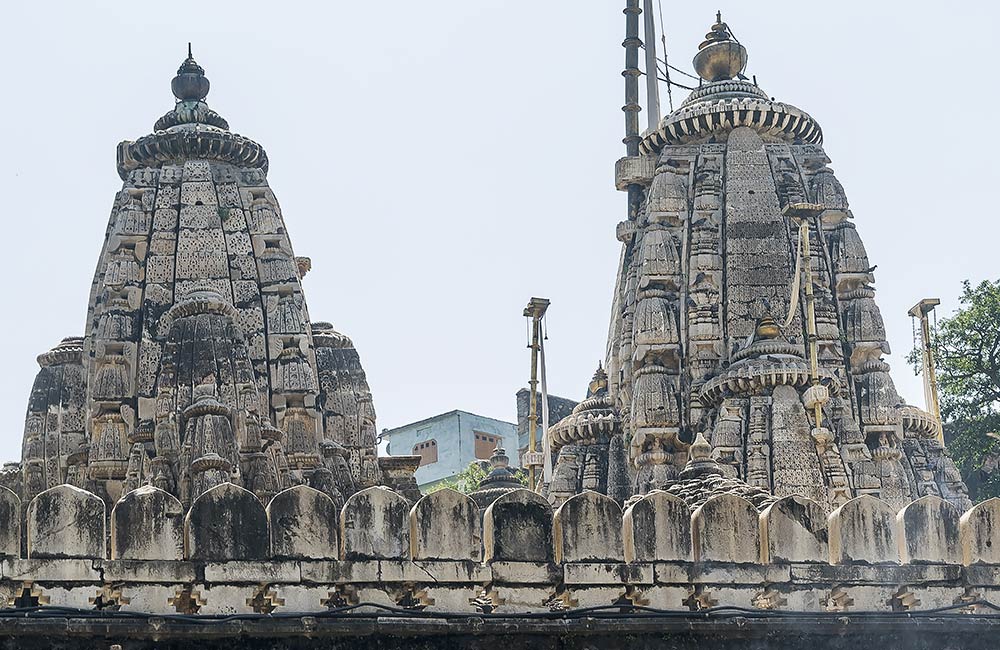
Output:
[[381, 410, 519, 488]]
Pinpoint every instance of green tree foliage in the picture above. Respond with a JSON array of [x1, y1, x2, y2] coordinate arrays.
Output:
[[913, 280, 1000, 500], [429, 460, 529, 494]]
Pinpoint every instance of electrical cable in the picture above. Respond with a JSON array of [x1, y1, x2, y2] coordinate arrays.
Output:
[[0, 600, 998, 624], [657, 58, 700, 81], [653, 65, 695, 91], [656, 0, 672, 111]]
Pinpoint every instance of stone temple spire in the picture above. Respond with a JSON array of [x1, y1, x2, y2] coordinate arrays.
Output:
[[16, 51, 409, 510], [548, 13, 973, 513]]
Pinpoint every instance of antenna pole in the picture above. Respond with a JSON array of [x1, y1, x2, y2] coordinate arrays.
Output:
[[642, 0, 661, 131]]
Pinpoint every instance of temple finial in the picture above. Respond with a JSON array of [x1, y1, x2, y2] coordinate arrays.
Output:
[[693, 12, 748, 82], [588, 362, 609, 398], [171, 44, 209, 102]]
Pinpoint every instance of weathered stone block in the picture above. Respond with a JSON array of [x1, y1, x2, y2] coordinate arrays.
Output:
[[897, 495, 961, 564], [623, 490, 691, 562], [488, 585, 560, 613], [340, 486, 410, 560], [267, 485, 338, 560], [203, 560, 301, 583], [615, 155, 657, 190], [26, 484, 106, 559], [654, 562, 790, 584], [691, 493, 759, 563], [559, 585, 628, 608], [828, 495, 898, 564], [760, 495, 828, 563], [111, 485, 184, 560], [959, 497, 1000, 565], [419, 585, 481, 613], [483, 489, 553, 563], [185, 482, 268, 560], [789, 562, 959, 585], [0, 487, 20, 557], [2, 557, 102, 581], [399, 559, 489, 583], [409, 488, 481, 561], [553, 491, 623, 563], [489, 560, 561, 584], [563, 562, 653, 585], [97, 559, 197, 583]]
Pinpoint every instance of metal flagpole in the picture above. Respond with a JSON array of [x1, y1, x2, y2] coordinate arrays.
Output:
[[642, 0, 661, 131]]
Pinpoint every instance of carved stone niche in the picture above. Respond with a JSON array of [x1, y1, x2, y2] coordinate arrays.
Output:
[[645, 163, 689, 226]]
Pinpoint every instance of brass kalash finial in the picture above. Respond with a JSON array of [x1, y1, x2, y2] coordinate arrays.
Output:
[[692, 11, 748, 82], [587, 362, 608, 398]]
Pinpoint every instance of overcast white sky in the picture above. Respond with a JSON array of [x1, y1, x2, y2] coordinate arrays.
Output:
[[0, 2, 995, 462]]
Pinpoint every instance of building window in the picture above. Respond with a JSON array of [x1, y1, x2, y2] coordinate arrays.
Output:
[[474, 432, 500, 460], [413, 439, 438, 466]]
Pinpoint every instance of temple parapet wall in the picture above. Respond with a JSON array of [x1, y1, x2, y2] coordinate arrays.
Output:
[[0, 484, 997, 615]]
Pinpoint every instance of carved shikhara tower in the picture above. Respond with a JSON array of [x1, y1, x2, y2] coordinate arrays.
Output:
[[549, 16, 971, 513], [17, 52, 407, 509]]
